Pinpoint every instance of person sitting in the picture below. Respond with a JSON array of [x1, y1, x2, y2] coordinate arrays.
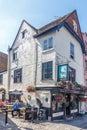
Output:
[[0, 100, 5, 108], [12, 99, 20, 118]]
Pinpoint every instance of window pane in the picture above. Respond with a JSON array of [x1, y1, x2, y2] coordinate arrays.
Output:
[[70, 43, 74, 59], [42, 61, 53, 80], [0, 75, 3, 84], [14, 68, 22, 83], [43, 40, 47, 50], [48, 37, 53, 49]]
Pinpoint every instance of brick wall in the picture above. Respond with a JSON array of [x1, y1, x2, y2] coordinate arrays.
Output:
[[0, 52, 8, 72]]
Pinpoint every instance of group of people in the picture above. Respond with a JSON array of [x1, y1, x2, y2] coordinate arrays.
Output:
[[0, 96, 42, 119]]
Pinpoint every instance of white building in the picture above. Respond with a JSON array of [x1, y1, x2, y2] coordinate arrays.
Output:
[[8, 10, 86, 119], [8, 20, 37, 102], [34, 10, 85, 119]]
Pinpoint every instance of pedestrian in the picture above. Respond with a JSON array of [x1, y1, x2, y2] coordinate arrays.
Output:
[[12, 99, 20, 118]]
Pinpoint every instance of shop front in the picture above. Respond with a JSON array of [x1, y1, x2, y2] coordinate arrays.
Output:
[[36, 86, 84, 120]]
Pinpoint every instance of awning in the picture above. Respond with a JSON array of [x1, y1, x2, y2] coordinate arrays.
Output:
[[9, 89, 23, 95]]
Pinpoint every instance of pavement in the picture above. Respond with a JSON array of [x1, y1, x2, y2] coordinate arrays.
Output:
[[0, 111, 87, 130]]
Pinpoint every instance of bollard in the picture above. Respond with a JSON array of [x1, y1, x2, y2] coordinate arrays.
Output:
[[5, 108, 8, 125]]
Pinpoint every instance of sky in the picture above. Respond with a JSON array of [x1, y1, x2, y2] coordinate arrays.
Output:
[[0, 0, 87, 53]]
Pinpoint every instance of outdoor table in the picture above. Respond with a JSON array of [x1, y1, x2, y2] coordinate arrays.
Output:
[[25, 107, 37, 121]]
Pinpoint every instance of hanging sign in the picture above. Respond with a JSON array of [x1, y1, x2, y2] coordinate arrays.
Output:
[[58, 64, 68, 80]]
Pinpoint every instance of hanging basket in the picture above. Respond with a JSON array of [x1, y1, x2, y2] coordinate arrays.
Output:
[[26, 85, 35, 92], [0, 87, 6, 93]]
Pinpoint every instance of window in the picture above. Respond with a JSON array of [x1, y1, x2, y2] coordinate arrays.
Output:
[[69, 67, 75, 82], [70, 43, 74, 59], [42, 61, 53, 80], [0, 75, 3, 84], [85, 60, 87, 71], [14, 68, 22, 83], [13, 49, 17, 61], [22, 29, 27, 39], [43, 37, 53, 50]]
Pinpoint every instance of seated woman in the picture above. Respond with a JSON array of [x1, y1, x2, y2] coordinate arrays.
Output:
[[12, 99, 20, 118]]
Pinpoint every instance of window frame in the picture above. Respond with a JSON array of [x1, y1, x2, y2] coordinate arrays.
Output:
[[68, 66, 76, 82], [43, 37, 53, 51], [42, 61, 53, 80], [70, 42, 74, 59], [0, 74, 3, 84], [13, 48, 18, 61], [14, 68, 22, 83]]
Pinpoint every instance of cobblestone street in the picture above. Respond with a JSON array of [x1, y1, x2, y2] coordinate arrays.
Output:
[[1, 112, 87, 130]]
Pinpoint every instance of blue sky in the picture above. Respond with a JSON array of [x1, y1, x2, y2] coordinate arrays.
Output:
[[0, 0, 87, 53]]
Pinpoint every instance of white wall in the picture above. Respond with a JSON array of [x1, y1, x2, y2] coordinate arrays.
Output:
[[0, 71, 8, 91], [9, 21, 36, 92], [36, 26, 84, 87]]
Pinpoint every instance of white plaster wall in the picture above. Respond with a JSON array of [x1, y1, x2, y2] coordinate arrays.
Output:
[[0, 71, 8, 91], [36, 27, 84, 86], [9, 21, 36, 91]]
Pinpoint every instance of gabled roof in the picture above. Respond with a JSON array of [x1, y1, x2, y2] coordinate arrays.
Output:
[[38, 12, 70, 34], [34, 10, 85, 54], [10, 20, 37, 50]]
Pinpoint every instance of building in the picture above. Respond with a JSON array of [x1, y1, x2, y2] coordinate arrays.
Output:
[[8, 10, 86, 119], [82, 32, 87, 86], [8, 20, 37, 102], [34, 10, 85, 119], [0, 52, 8, 101]]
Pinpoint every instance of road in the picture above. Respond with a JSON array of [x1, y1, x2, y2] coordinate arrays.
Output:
[[0, 112, 87, 130]]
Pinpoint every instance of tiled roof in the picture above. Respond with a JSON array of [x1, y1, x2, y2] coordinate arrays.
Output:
[[38, 13, 71, 34]]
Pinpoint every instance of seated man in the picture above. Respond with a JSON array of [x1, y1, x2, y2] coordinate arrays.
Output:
[[12, 99, 20, 118]]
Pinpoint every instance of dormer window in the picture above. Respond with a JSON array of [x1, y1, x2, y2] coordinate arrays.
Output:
[[22, 29, 27, 39]]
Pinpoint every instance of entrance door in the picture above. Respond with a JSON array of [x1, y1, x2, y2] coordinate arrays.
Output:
[[66, 94, 71, 116]]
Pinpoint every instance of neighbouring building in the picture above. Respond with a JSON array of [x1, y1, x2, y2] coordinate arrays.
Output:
[[34, 10, 85, 120], [0, 52, 8, 101], [82, 32, 87, 86]]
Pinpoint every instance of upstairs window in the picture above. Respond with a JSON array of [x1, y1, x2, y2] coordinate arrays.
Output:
[[0, 75, 3, 84], [69, 67, 76, 82], [43, 37, 53, 50], [70, 43, 74, 59], [85, 60, 87, 71], [42, 61, 53, 80], [13, 49, 17, 61], [22, 29, 27, 39], [14, 68, 22, 83]]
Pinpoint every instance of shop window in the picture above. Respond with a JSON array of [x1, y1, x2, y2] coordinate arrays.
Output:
[[14, 68, 22, 83], [0, 74, 3, 84], [42, 61, 53, 80], [52, 94, 63, 112]]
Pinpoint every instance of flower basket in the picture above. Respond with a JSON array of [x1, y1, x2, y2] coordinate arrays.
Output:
[[26, 85, 35, 92], [0, 87, 6, 92]]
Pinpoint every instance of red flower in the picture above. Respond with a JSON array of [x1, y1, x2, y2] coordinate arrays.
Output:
[[26, 86, 35, 92]]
